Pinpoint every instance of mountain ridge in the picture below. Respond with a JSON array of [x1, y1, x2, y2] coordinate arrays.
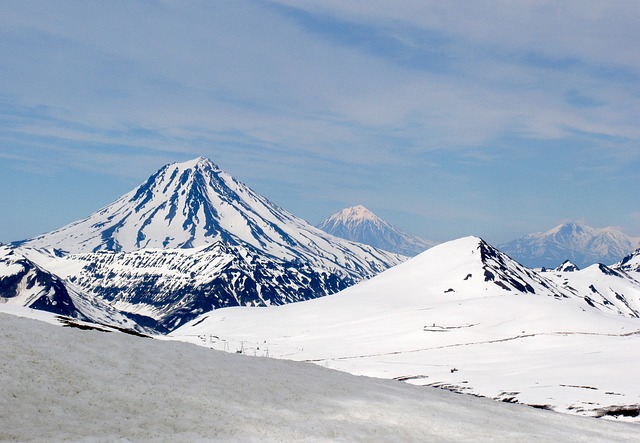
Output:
[[499, 221, 639, 268]]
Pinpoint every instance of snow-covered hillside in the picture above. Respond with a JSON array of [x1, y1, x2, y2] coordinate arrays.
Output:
[[500, 222, 639, 268], [1, 312, 638, 442], [0, 245, 141, 331], [0, 244, 78, 317], [24, 241, 368, 332], [544, 263, 640, 318], [615, 249, 640, 273], [318, 205, 435, 256], [172, 237, 640, 420], [10, 158, 404, 332]]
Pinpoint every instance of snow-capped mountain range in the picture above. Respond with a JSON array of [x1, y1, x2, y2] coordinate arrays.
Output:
[[543, 261, 640, 318], [3, 156, 640, 427], [173, 236, 640, 419], [9, 158, 404, 332], [499, 221, 640, 269], [317, 205, 435, 256]]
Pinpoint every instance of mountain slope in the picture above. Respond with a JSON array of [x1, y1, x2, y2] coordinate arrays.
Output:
[[30, 241, 359, 332], [16, 158, 402, 271], [543, 263, 640, 318], [3, 313, 638, 442], [614, 248, 640, 273], [317, 205, 435, 256], [14, 158, 404, 332], [172, 237, 640, 419], [0, 245, 143, 330], [499, 222, 639, 268], [0, 244, 79, 317]]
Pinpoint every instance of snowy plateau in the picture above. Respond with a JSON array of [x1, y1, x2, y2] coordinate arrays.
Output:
[[172, 236, 640, 421], [2, 157, 640, 440]]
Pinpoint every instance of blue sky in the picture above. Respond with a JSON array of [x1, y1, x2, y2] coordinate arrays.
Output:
[[1, 0, 639, 245]]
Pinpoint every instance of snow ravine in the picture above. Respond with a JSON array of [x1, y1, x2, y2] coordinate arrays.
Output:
[[1, 312, 638, 442]]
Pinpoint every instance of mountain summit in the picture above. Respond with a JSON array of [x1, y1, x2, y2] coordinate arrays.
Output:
[[14, 158, 404, 332], [18, 158, 400, 267], [317, 205, 435, 256], [499, 221, 639, 268], [20, 157, 304, 254]]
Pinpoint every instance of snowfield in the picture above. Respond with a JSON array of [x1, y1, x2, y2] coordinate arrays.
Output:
[[1, 311, 639, 442], [172, 237, 640, 420]]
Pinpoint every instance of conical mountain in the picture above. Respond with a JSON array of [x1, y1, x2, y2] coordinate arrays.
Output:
[[14, 158, 404, 332], [17, 158, 402, 273], [499, 221, 638, 268], [317, 205, 435, 256]]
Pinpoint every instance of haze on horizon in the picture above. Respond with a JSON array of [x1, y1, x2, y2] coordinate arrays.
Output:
[[1, 1, 639, 245]]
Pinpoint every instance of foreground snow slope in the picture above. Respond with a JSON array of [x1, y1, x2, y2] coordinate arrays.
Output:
[[1, 313, 638, 442], [173, 237, 640, 419]]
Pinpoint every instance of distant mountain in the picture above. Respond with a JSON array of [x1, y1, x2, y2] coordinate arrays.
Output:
[[317, 205, 435, 256], [14, 158, 404, 332], [499, 222, 639, 268], [554, 260, 579, 272]]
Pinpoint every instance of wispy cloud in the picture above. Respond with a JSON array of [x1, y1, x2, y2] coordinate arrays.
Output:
[[0, 0, 638, 242]]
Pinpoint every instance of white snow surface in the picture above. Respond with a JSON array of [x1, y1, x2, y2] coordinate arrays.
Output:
[[1, 312, 639, 442], [544, 263, 640, 317], [172, 237, 640, 420]]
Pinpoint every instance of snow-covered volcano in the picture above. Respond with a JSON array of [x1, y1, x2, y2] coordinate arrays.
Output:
[[12, 158, 404, 332], [317, 205, 435, 256], [172, 236, 640, 419], [499, 222, 639, 268], [17, 158, 400, 266]]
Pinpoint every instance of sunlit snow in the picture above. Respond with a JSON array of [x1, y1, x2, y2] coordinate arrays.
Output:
[[1, 312, 638, 442]]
